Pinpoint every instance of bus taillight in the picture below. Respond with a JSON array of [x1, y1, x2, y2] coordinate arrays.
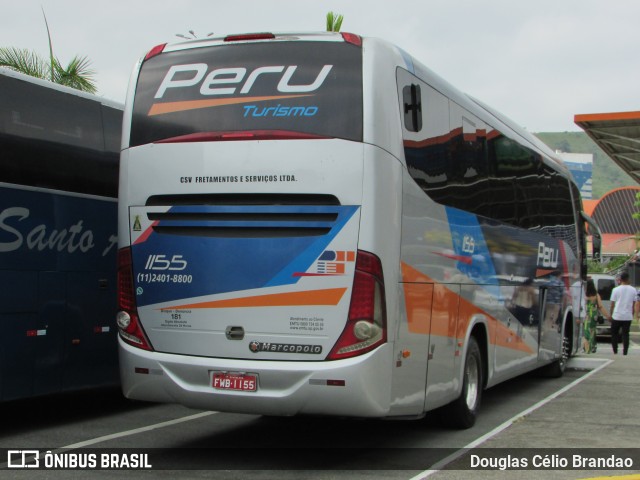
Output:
[[143, 43, 166, 62], [341, 32, 362, 46], [117, 248, 153, 351], [328, 251, 387, 360]]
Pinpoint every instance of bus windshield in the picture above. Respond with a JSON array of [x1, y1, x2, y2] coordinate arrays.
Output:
[[130, 41, 363, 147]]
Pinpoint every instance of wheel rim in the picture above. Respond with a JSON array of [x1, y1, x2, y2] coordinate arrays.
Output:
[[465, 355, 480, 410], [559, 334, 569, 369]]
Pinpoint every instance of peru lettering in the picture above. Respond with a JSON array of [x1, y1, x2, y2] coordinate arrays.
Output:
[[154, 64, 333, 98], [537, 241, 559, 268]]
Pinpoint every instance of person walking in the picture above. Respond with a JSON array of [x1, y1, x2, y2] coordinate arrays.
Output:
[[584, 279, 608, 354], [608, 271, 636, 355]]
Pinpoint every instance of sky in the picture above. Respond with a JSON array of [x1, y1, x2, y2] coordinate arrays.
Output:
[[2, 0, 639, 133]]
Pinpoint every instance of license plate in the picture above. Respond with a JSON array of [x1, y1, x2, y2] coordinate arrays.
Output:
[[212, 372, 258, 392]]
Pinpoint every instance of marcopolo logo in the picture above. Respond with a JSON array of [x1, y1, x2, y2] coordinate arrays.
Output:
[[249, 341, 322, 354]]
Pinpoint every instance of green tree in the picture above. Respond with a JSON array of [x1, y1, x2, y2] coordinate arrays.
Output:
[[632, 192, 640, 250], [0, 47, 97, 94], [0, 47, 49, 79], [53, 55, 96, 93], [326, 12, 344, 32], [557, 139, 571, 153], [0, 9, 97, 93]]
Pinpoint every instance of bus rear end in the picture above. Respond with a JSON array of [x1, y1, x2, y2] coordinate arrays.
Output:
[[117, 33, 394, 416]]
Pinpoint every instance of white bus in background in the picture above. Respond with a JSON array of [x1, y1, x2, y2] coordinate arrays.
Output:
[[117, 32, 585, 428]]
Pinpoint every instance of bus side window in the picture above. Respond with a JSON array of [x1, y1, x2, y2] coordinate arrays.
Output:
[[403, 84, 422, 132]]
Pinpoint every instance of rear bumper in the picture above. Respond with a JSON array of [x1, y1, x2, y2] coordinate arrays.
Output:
[[118, 338, 393, 417]]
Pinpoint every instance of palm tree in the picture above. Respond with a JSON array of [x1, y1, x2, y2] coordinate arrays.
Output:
[[0, 8, 97, 94], [0, 47, 49, 79], [0, 47, 97, 94], [326, 12, 344, 32], [52, 55, 97, 93]]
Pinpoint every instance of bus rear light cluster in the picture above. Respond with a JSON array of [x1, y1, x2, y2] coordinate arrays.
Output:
[[341, 32, 362, 46], [117, 248, 153, 351], [328, 251, 386, 360], [144, 43, 167, 62]]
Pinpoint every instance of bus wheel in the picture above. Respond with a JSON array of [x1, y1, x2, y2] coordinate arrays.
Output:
[[445, 336, 483, 429], [539, 327, 569, 378]]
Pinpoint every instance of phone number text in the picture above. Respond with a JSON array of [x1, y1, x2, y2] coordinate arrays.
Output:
[[137, 273, 193, 284]]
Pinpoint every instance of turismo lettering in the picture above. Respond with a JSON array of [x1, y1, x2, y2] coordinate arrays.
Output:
[[243, 104, 318, 118]]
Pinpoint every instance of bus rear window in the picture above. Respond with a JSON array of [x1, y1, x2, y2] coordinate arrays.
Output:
[[129, 42, 363, 147]]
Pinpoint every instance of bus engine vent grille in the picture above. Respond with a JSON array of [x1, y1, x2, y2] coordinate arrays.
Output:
[[146, 194, 340, 206], [144, 194, 347, 239]]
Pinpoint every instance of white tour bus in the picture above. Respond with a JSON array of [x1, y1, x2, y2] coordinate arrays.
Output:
[[117, 32, 585, 428]]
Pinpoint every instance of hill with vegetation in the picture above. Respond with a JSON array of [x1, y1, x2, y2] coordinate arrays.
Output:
[[534, 132, 636, 199]]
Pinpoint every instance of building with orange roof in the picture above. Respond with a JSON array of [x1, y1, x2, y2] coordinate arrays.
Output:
[[586, 187, 640, 256]]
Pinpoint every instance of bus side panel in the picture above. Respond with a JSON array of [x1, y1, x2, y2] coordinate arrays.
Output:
[[34, 271, 66, 396], [397, 175, 467, 413], [1, 314, 38, 400], [396, 67, 581, 402], [392, 275, 432, 416], [358, 145, 404, 414], [399, 172, 572, 409], [0, 185, 118, 401], [64, 271, 120, 390]]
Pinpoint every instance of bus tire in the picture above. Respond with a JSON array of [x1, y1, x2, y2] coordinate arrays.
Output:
[[539, 326, 570, 378], [445, 336, 483, 429]]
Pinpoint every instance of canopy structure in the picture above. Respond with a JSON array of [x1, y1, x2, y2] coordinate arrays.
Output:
[[581, 187, 640, 257], [575, 111, 640, 184]]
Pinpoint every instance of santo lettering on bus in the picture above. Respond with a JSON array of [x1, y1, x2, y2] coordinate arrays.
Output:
[[154, 64, 334, 99]]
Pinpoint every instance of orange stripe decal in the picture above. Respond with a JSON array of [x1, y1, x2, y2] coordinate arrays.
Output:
[[536, 268, 557, 278], [402, 263, 433, 334], [159, 288, 347, 311], [401, 262, 432, 283], [148, 94, 312, 116], [401, 262, 534, 355]]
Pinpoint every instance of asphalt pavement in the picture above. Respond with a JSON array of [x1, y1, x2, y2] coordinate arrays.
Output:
[[422, 325, 640, 480]]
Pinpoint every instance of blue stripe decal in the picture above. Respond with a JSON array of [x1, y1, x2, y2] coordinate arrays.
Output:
[[132, 205, 359, 306], [445, 207, 501, 301], [265, 205, 359, 287]]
